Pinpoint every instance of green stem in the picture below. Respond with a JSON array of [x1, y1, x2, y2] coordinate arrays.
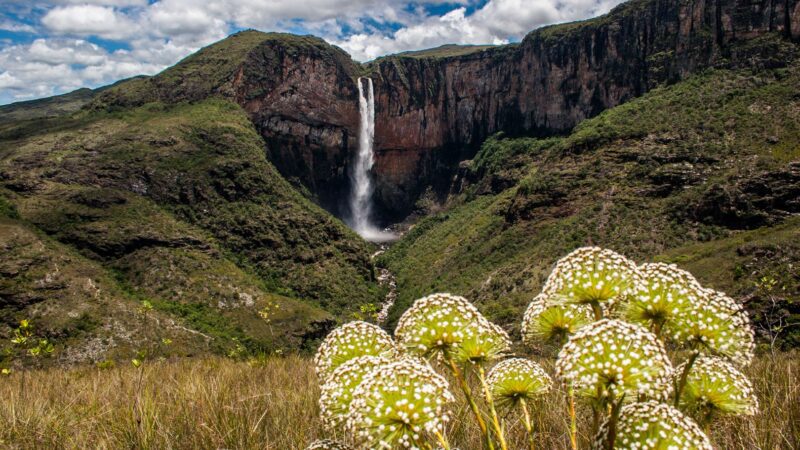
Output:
[[590, 302, 604, 321], [434, 430, 451, 450], [519, 398, 536, 450], [566, 385, 578, 450], [478, 365, 509, 450], [604, 396, 624, 450], [674, 351, 700, 408], [445, 356, 494, 450]]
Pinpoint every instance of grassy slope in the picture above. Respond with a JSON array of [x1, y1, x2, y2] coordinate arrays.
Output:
[[0, 89, 97, 125], [90, 30, 356, 109], [0, 99, 379, 363], [381, 58, 800, 345]]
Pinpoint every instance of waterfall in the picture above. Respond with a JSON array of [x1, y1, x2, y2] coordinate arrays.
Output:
[[348, 77, 395, 242]]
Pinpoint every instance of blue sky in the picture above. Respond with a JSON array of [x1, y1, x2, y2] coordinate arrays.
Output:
[[0, 0, 624, 105]]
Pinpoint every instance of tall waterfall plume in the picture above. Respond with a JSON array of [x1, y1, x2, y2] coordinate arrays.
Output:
[[348, 77, 395, 242]]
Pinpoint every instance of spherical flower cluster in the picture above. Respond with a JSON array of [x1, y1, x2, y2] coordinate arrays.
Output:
[[666, 289, 754, 366], [622, 264, 701, 334], [556, 319, 673, 402], [318, 355, 392, 428], [454, 320, 511, 365], [485, 358, 552, 409], [348, 358, 454, 449], [638, 263, 702, 291], [521, 294, 593, 345], [395, 293, 500, 361], [593, 401, 712, 450], [314, 321, 397, 380], [676, 356, 758, 417], [305, 439, 354, 450], [542, 247, 640, 313]]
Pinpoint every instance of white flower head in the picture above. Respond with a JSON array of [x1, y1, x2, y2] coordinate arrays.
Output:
[[521, 293, 593, 345], [543, 247, 640, 313], [676, 355, 758, 417], [667, 289, 755, 366], [394, 293, 486, 358], [305, 439, 354, 450], [319, 355, 392, 428], [348, 358, 454, 449], [556, 319, 673, 402], [593, 401, 713, 449], [622, 263, 703, 334], [486, 358, 552, 409], [453, 319, 512, 365], [314, 321, 397, 381]]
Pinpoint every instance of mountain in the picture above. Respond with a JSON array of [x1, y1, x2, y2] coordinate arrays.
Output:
[[1, 0, 799, 364]]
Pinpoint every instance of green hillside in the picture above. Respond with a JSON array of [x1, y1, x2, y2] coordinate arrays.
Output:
[[0, 99, 380, 364], [380, 56, 800, 347]]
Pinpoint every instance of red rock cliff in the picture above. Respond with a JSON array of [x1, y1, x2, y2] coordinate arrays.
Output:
[[367, 0, 800, 220], [93, 0, 800, 223]]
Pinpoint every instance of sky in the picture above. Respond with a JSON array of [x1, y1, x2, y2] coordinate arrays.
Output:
[[0, 0, 625, 105]]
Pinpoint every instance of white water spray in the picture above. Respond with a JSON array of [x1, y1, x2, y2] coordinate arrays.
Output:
[[348, 77, 395, 242]]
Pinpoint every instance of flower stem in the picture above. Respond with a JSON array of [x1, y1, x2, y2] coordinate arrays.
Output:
[[445, 356, 494, 450], [434, 430, 451, 450], [604, 396, 624, 450], [590, 302, 604, 321], [519, 398, 536, 450], [478, 365, 509, 450], [674, 350, 700, 407], [566, 384, 578, 450]]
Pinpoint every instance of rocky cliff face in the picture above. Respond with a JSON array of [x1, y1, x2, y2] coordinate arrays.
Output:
[[231, 37, 362, 217], [366, 0, 800, 220], [93, 0, 800, 223]]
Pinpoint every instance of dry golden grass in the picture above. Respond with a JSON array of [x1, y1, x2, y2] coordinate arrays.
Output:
[[0, 354, 798, 449]]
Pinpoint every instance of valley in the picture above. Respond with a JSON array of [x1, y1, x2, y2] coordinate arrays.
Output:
[[0, 0, 795, 384]]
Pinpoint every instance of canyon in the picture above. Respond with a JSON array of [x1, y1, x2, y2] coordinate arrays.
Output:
[[90, 0, 800, 224], [2, 0, 799, 363]]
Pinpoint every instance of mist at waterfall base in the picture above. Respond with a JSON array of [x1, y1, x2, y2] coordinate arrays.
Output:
[[346, 77, 398, 243]]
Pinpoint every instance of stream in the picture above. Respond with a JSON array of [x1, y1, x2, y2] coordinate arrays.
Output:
[[371, 245, 397, 325]]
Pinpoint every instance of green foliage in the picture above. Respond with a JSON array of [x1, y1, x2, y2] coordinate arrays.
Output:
[[0, 96, 378, 364], [389, 44, 498, 59], [150, 299, 261, 355], [0, 195, 19, 219], [382, 61, 800, 349]]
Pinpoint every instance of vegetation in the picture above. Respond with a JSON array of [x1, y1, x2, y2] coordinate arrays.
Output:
[[309, 249, 768, 449], [0, 98, 379, 364], [380, 61, 800, 347], [0, 354, 795, 449], [388, 44, 500, 60], [90, 30, 359, 110]]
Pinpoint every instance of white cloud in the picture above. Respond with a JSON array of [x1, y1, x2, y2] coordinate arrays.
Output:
[[0, 20, 36, 33], [55, 0, 150, 6], [336, 0, 625, 61], [41, 5, 138, 40], [1, 0, 627, 104], [27, 38, 107, 66]]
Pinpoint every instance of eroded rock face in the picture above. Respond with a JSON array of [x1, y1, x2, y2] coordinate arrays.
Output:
[[92, 0, 800, 223], [231, 38, 362, 218], [363, 0, 800, 220]]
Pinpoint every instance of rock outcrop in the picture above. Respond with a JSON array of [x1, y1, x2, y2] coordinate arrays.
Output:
[[93, 0, 800, 223], [366, 0, 800, 220]]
